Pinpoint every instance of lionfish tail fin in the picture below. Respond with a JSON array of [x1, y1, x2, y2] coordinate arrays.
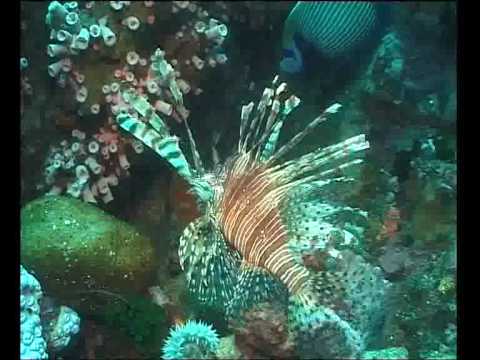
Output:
[[313, 251, 390, 336], [288, 286, 364, 359], [288, 251, 390, 358], [297, 252, 389, 332]]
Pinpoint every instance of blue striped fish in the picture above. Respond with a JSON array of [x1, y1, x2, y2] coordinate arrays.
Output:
[[281, 1, 383, 73]]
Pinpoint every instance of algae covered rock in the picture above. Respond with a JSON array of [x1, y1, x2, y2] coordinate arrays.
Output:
[[21, 196, 156, 301]]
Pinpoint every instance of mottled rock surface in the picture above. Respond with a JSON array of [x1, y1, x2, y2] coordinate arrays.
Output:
[[21, 196, 156, 302]]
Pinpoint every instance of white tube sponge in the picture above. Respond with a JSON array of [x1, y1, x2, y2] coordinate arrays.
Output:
[[191, 55, 204, 70], [126, 16, 140, 31], [48, 59, 66, 77], [205, 23, 228, 40], [65, 12, 81, 34], [177, 79, 191, 94], [100, 24, 117, 47], [47, 44, 69, 58], [154, 100, 173, 116], [89, 24, 101, 38], [71, 28, 90, 50], [20, 57, 29, 71], [45, 1, 69, 30], [102, 26, 117, 47], [56, 29, 73, 43]]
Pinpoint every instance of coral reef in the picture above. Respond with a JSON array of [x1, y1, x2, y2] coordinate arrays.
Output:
[[43, 0, 230, 119], [381, 249, 456, 358], [216, 335, 242, 359], [21, 266, 81, 359], [404, 156, 456, 248], [68, 320, 144, 359], [21, 265, 49, 360], [37, 1, 232, 206], [20, 57, 33, 118], [42, 304, 81, 353], [40, 125, 144, 204]]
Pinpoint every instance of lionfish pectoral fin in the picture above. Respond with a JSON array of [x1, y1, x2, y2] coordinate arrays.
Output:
[[178, 218, 240, 310], [225, 261, 288, 319], [116, 111, 193, 179]]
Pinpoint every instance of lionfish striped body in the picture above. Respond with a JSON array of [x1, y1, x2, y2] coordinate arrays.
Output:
[[217, 152, 310, 295], [116, 73, 389, 358], [173, 76, 377, 320]]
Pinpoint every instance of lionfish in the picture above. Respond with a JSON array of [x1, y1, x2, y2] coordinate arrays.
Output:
[[116, 74, 389, 358]]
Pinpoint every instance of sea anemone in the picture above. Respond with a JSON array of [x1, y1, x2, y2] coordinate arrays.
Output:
[[162, 320, 220, 360]]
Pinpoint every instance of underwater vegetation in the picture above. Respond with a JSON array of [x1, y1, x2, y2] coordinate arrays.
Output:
[[98, 294, 169, 357], [20, 1, 457, 359]]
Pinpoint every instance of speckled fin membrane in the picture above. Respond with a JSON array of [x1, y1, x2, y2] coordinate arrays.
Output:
[[178, 218, 241, 309], [225, 261, 288, 318]]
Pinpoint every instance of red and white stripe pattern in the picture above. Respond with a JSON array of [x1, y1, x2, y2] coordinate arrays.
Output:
[[217, 152, 309, 294]]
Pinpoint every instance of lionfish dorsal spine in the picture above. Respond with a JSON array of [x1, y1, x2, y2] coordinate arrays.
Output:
[[266, 103, 342, 166], [270, 135, 369, 188], [239, 101, 255, 153], [182, 116, 205, 175], [117, 112, 193, 179], [238, 80, 301, 164], [241, 87, 274, 153]]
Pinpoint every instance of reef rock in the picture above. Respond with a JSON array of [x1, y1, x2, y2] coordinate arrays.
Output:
[[21, 196, 156, 302]]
